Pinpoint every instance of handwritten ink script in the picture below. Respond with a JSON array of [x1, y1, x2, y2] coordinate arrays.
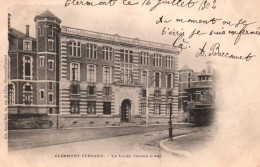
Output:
[[64, 0, 216, 11], [64, 0, 258, 61], [157, 15, 258, 61]]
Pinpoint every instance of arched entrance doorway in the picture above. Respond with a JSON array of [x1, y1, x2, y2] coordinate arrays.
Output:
[[121, 99, 131, 122]]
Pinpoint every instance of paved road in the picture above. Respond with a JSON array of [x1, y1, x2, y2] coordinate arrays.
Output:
[[8, 127, 203, 167], [8, 124, 193, 151]]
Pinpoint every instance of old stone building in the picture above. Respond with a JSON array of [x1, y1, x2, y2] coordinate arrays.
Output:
[[8, 10, 179, 128]]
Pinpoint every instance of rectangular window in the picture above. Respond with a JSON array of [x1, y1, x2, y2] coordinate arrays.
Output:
[[86, 44, 97, 59], [71, 63, 79, 81], [87, 65, 95, 83], [49, 82, 53, 90], [154, 104, 161, 115], [103, 67, 111, 84], [140, 52, 149, 65], [48, 25, 53, 36], [155, 72, 161, 87], [23, 40, 32, 51], [87, 101, 96, 115], [48, 60, 54, 70], [88, 86, 95, 95], [141, 103, 146, 115], [69, 42, 81, 57], [122, 50, 133, 63], [48, 39, 54, 51], [71, 85, 78, 94], [103, 102, 111, 115], [166, 56, 174, 68], [141, 71, 148, 85], [167, 74, 172, 88], [38, 25, 44, 36], [49, 93, 53, 102], [103, 47, 113, 60], [25, 57, 31, 77], [40, 57, 44, 67], [70, 101, 80, 114], [40, 90, 44, 99], [24, 93, 31, 104], [153, 54, 162, 67], [49, 108, 53, 114], [154, 90, 161, 98], [142, 89, 146, 98], [103, 87, 110, 96]]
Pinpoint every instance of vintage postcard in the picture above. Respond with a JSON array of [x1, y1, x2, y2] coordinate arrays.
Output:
[[0, 0, 260, 167]]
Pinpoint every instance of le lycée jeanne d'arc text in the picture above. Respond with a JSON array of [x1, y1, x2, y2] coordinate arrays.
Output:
[[64, 0, 216, 11]]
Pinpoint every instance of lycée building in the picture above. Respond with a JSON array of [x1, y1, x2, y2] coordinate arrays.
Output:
[[8, 10, 179, 128]]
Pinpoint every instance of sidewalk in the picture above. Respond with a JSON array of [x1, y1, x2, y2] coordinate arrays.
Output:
[[159, 126, 214, 157]]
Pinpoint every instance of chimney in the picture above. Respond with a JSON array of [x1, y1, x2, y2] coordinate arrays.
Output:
[[8, 13, 11, 31], [26, 25, 30, 36]]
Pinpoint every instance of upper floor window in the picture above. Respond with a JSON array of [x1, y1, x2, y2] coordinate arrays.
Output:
[[70, 63, 80, 81], [141, 70, 148, 85], [48, 60, 54, 70], [49, 93, 53, 103], [8, 83, 15, 105], [86, 44, 97, 59], [121, 50, 133, 63], [71, 85, 79, 94], [40, 90, 44, 99], [88, 86, 96, 95], [153, 54, 162, 67], [166, 56, 174, 68], [154, 72, 161, 87], [69, 42, 81, 57], [121, 68, 133, 84], [140, 52, 149, 65], [103, 46, 113, 60], [141, 89, 146, 98], [103, 87, 111, 96], [166, 104, 172, 115], [48, 39, 54, 51], [87, 64, 96, 83], [23, 56, 32, 79], [48, 25, 53, 37], [166, 73, 174, 88], [154, 90, 161, 98], [39, 56, 45, 67], [23, 40, 32, 51], [103, 66, 112, 84], [37, 25, 44, 36]]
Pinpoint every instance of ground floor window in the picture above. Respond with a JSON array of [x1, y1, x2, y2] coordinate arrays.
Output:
[[70, 101, 80, 114], [87, 101, 96, 115], [103, 102, 111, 115], [154, 103, 161, 115], [49, 108, 53, 114], [141, 103, 146, 115]]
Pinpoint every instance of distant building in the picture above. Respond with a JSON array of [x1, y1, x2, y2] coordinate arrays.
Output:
[[8, 10, 179, 129], [178, 62, 216, 125]]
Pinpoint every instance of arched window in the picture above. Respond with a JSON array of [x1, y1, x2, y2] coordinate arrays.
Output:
[[23, 83, 33, 105], [8, 83, 15, 104]]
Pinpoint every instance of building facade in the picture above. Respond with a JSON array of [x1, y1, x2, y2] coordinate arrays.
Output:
[[8, 10, 179, 128], [178, 62, 216, 125]]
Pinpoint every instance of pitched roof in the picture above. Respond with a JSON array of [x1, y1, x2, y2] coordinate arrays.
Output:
[[9, 28, 35, 40], [34, 10, 61, 23], [179, 65, 193, 72]]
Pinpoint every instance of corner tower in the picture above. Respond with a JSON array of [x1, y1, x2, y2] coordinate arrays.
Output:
[[34, 10, 61, 115]]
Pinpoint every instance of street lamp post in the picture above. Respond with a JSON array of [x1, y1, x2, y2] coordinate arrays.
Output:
[[168, 102, 173, 141], [56, 110, 59, 128]]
